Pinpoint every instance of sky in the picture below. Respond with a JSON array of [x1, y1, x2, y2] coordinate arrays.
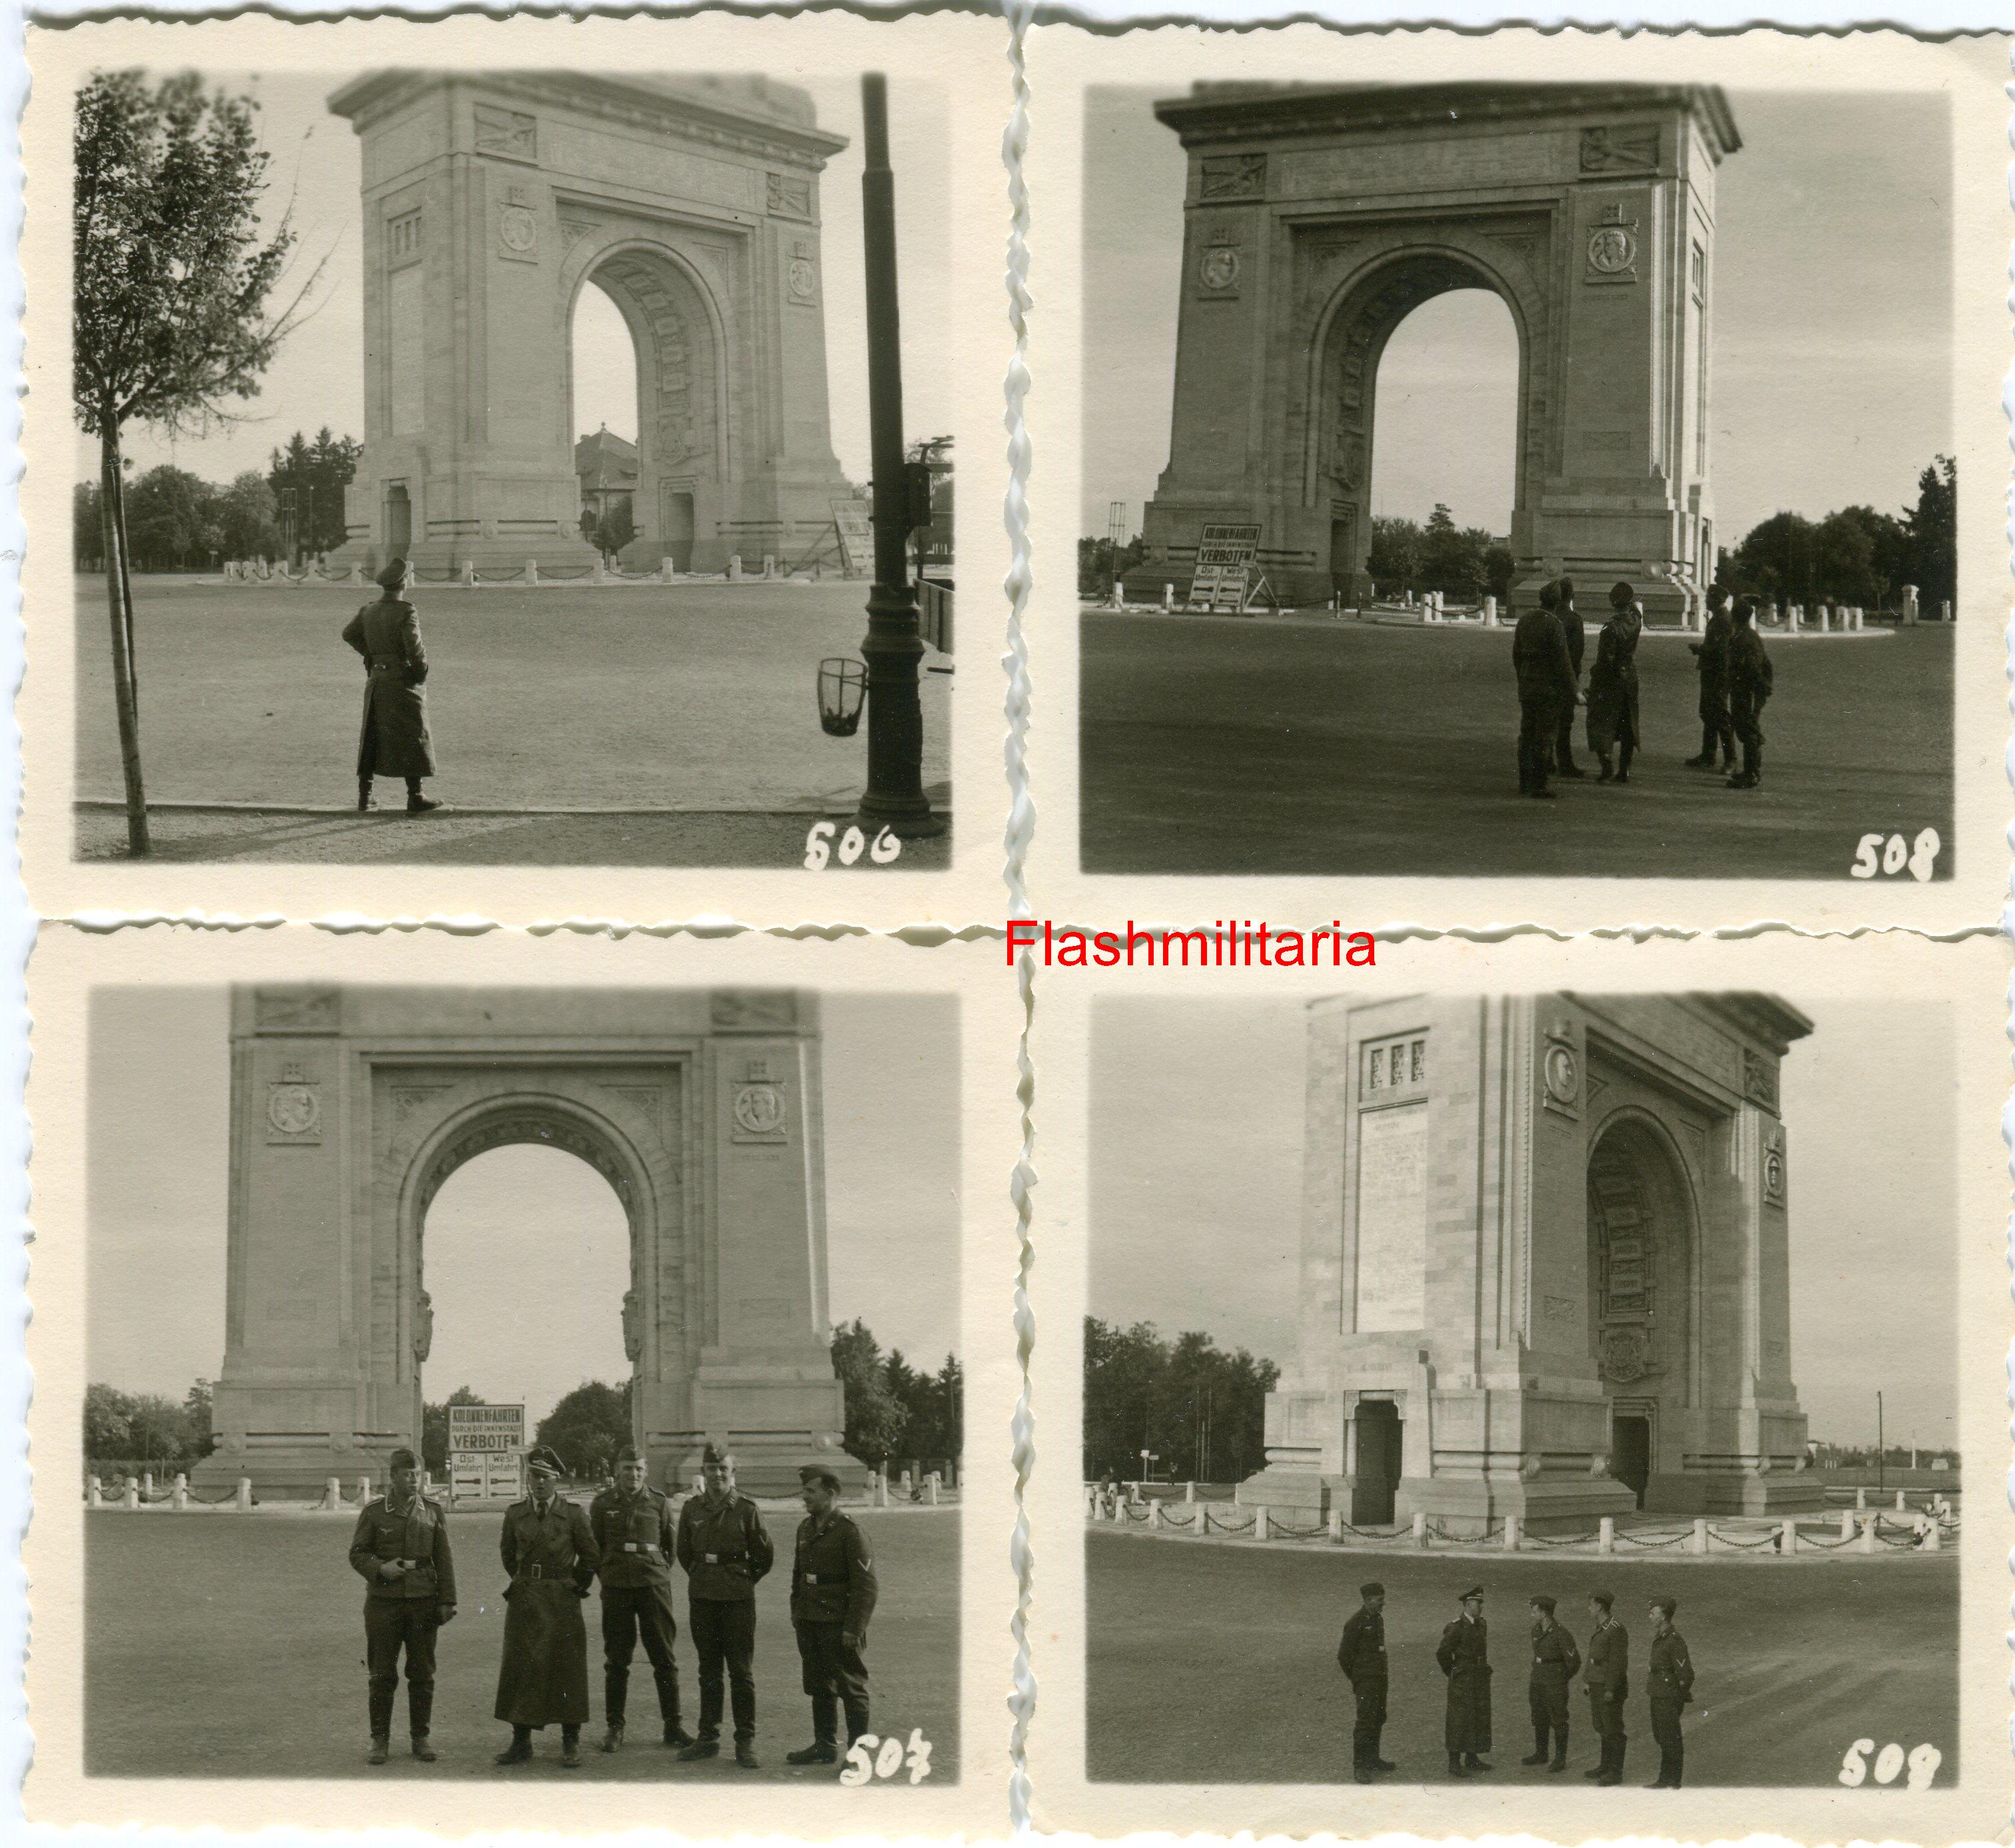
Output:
[[74, 69, 952, 491], [1080, 87, 1954, 542], [1089, 995, 1958, 1452], [87, 990, 961, 1430]]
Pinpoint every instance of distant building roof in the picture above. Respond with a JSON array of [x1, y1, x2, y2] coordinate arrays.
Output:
[[576, 428, 638, 494]]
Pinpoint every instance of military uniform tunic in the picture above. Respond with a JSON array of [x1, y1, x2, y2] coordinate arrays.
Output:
[[590, 1482, 684, 1730], [1526, 1619, 1581, 1753], [1727, 628, 1774, 780], [791, 1508, 880, 1747], [676, 1490, 774, 1743], [350, 1490, 457, 1739], [1513, 608, 1579, 795], [1585, 608, 1643, 757], [1647, 1626, 1695, 1784], [1435, 1614, 1493, 1754], [1691, 611, 1735, 760], [1336, 1606, 1389, 1770], [494, 1492, 599, 1727], [1584, 1617, 1630, 1767]]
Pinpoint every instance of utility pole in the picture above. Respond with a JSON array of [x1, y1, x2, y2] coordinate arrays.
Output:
[[854, 74, 944, 841], [1876, 1391, 1885, 1499]]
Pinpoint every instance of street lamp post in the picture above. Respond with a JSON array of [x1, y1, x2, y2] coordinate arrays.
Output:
[[855, 73, 944, 841]]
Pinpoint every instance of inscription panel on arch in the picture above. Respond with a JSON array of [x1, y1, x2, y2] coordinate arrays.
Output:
[[1280, 132, 1567, 200]]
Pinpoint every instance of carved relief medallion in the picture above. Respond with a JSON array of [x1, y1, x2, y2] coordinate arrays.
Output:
[[787, 257, 817, 303], [1599, 1325, 1650, 1383], [733, 1083, 787, 1140], [266, 1081, 322, 1143], [1587, 225, 1636, 275], [499, 203, 539, 259], [1198, 246, 1241, 291]]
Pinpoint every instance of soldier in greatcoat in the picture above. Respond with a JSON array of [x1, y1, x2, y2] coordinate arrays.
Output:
[[1686, 586, 1737, 771], [342, 556, 442, 815], [494, 1445, 600, 1767], [590, 1444, 693, 1753], [1583, 1591, 1629, 1785], [1725, 598, 1775, 789], [1336, 1581, 1394, 1783], [1521, 1594, 1580, 1771], [349, 1446, 456, 1764], [1435, 1586, 1493, 1776], [785, 1464, 880, 1768], [675, 1441, 775, 1768], [1586, 582, 1645, 783], [1512, 583, 1580, 799], [1644, 1596, 1695, 1787]]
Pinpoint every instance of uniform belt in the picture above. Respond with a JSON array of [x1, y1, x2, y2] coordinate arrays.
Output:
[[803, 1572, 832, 1584], [621, 1543, 661, 1554], [523, 1564, 554, 1579]]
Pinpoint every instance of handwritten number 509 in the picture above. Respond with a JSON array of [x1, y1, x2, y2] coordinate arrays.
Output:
[[1850, 829, 1939, 881], [1838, 1738, 1941, 1789]]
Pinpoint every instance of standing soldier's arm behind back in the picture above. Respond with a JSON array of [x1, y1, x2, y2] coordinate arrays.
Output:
[[657, 1490, 677, 1560], [745, 1502, 775, 1584], [675, 1498, 696, 1576], [431, 1501, 458, 1608], [843, 1518, 879, 1640], [342, 610, 367, 660], [399, 608, 428, 685], [569, 1500, 600, 1594]]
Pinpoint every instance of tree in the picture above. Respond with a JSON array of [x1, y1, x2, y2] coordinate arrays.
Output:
[[267, 426, 360, 563], [123, 464, 217, 569], [421, 1384, 484, 1474], [1367, 516, 1422, 601], [1082, 1317, 1279, 1486], [181, 1378, 216, 1460], [593, 496, 637, 566], [1078, 534, 1146, 598], [1904, 454, 1956, 613], [535, 1380, 633, 1480], [829, 1318, 909, 1470], [217, 471, 282, 563], [73, 70, 312, 855], [83, 1382, 134, 1458], [74, 481, 107, 570]]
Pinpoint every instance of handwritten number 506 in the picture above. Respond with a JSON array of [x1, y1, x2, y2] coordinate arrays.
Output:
[[804, 822, 903, 870]]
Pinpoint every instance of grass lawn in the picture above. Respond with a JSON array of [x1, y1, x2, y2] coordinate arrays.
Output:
[[1084, 1531, 1957, 1787], [73, 578, 951, 814], [86, 1508, 960, 1782], [1080, 615, 1954, 881]]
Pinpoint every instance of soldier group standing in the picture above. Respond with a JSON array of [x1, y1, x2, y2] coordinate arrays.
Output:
[[1513, 579, 1775, 797], [350, 1440, 881, 1775], [1336, 1584, 1695, 1787]]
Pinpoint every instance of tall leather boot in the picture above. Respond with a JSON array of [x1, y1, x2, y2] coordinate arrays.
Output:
[[410, 1683, 436, 1760], [653, 1663, 692, 1747], [368, 1684, 394, 1763], [1549, 1723, 1569, 1772], [358, 776, 374, 813], [561, 1725, 584, 1768], [406, 776, 441, 815], [1522, 1724, 1550, 1766], [1449, 1752, 1469, 1777], [789, 1694, 841, 1765], [602, 1668, 627, 1753]]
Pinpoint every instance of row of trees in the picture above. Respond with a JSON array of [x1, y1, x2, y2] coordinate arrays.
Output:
[[83, 1380, 214, 1464], [1368, 504, 1515, 604], [1721, 457, 1956, 613], [1083, 1316, 1278, 1488], [73, 428, 361, 574], [413, 1319, 965, 1482]]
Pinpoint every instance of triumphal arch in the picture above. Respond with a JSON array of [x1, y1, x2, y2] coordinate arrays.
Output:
[[195, 986, 860, 1496], [1131, 83, 1740, 623], [326, 73, 854, 575], [1238, 992, 1822, 1533]]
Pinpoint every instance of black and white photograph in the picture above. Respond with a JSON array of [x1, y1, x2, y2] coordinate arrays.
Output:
[[26, 929, 1016, 1833], [1022, 937, 2006, 1840], [1021, 27, 2006, 927], [26, 12, 1008, 921]]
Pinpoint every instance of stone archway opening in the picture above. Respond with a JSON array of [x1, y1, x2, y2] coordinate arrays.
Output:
[[1586, 1115, 1698, 1514], [1311, 251, 1528, 606], [566, 245, 726, 573], [420, 1143, 633, 1458], [1367, 289, 1519, 596]]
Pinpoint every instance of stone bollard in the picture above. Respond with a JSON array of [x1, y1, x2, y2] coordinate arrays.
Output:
[[87, 1476, 102, 1509], [1503, 1515, 1521, 1552], [460, 559, 476, 586], [1854, 1487, 1866, 1512], [1896, 1490, 1908, 1512], [1483, 596, 1498, 628], [763, 554, 777, 579], [359, 1476, 372, 1505], [1162, 584, 1174, 612], [728, 555, 743, 582], [592, 556, 608, 583], [1254, 1508, 1270, 1542], [143, 1472, 155, 1496], [1780, 1519, 1797, 1556], [326, 1476, 342, 1512], [1839, 1508, 1854, 1541], [1185, 1482, 1196, 1504], [1858, 1516, 1876, 1555], [1922, 1518, 1940, 1553], [1327, 1509, 1343, 1542], [173, 1474, 189, 1512], [899, 1470, 913, 1499], [1691, 1519, 1710, 1556], [123, 1481, 139, 1510], [874, 1471, 888, 1509], [526, 559, 540, 585], [926, 1472, 941, 1506], [1599, 1517, 1615, 1554], [661, 558, 675, 583], [1900, 584, 1919, 626], [1148, 1500, 1162, 1530], [1763, 600, 1779, 628], [1940, 600, 1952, 622], [1412, 1511, 1427, 1550], [237, 1477, 253, 1511]]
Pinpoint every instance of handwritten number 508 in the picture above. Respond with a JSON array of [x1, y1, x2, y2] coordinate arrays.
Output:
[[1850, 829, 1939, 880]]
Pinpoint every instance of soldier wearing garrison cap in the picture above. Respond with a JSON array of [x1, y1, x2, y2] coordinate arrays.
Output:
[[590, 1444, 692, 1755], [341, 555, 443, 815], [1435, 1586, 1493, 1777], [1521, 1594, 1580, 1773], [1336, 1582, 1393, 1783], [494, 1444, 599, 1767], [786, 1462, 879, 1767], [675, 1441, 774, 1767], [348, 1446, 456, 1765]]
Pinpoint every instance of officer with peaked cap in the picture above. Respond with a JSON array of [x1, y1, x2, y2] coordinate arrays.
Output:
[[342, 555, 442, 815], [494, 1444, 599, 1767], [1435, 1586, 1493, 1776], [786, 1463, 879, 1768], [675, 1441, 775, 1767], [349, 1446, 456, 1764], [1336, 1581, 1393, 1783], [590, 1444, 693, 1754]]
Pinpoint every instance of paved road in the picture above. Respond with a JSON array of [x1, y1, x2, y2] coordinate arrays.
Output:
[[1080, 615, 1955, 881]]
